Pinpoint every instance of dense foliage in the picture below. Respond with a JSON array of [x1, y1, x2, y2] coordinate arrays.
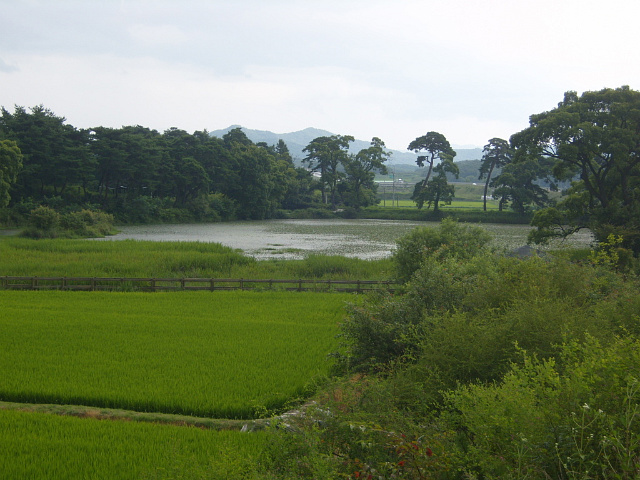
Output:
[[512, 86, 640, 254], [0, 105, 312, 222], [257, 222, 640, 479], [20, 205, 115, 238], [0, 106, 394, 224]]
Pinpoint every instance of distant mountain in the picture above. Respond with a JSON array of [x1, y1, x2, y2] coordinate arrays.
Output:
[[209, 126, 482, 165]]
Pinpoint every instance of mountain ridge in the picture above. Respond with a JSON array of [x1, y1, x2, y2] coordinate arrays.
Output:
[[208, 125, 483, 165]]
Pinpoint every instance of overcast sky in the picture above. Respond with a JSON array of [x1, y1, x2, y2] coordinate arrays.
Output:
[[1, 0, 638, 151]]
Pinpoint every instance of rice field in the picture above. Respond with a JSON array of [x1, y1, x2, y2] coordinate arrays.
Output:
[[0, 409, 267, 480], [0, 290, 352, 419]]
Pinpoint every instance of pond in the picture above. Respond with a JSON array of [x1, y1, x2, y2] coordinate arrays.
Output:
[[96, 219, 594, 260]]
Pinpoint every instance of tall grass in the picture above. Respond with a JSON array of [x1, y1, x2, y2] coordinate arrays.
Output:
[[0, 290, 352, 418], [0, 409, 267, 480], [0, 237, 391, 279]]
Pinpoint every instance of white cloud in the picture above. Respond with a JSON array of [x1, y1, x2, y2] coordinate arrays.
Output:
[[1, 0, 639, 149]]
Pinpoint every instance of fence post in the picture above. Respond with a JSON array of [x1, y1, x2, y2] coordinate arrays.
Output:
[[210, 279, 215, 292]]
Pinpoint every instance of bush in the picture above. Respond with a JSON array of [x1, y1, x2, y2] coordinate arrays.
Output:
[[392, 218, 492, 283], [263, 250, 640, 478], [338, 250, 627, 376], [21, 205, 61, 238], [444, 336, 640, 479], [22, 207, 114, 239]]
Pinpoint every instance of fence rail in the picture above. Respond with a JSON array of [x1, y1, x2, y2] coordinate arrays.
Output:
[[0, 276, 396, 293]]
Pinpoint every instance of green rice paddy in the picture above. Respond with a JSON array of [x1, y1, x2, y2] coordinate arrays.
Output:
[[0, 409, 267, 480], [0, 290, 351, 419]]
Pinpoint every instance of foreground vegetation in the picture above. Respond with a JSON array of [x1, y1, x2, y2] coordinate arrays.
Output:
[[0, 409, 267, 480], [0, 291, 351, 418], [252, 221, 640, 479], [1, 220, 638, 479]]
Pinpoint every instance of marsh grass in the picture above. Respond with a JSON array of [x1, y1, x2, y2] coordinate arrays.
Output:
[[0, 237, 392, 279]]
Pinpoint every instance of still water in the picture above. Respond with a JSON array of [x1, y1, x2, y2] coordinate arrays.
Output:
[[95, 219, 594, 260], [97, 219, 425, 260]]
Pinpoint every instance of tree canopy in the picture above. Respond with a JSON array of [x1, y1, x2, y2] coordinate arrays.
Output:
[[0, 139, 23, 208], [479, 138, 512, 211], [408, 132, 457, 209], [511, 86, 640, 252], [0, 108, 320, 222], [302, 134, 354, 209]]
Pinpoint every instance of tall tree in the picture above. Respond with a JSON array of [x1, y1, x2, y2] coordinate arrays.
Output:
[[479, 138, 512, 211], [0, 139, 23, 208], [90, 125, 162, 204], [275, 139, 293, 165], [412, 156, 459, 211], [408, 132, 456, 208], [511, 86, 640, 252], [302, 135, 354, 208], [490, 157, 550, 214], [0, 105, 92, 199], [342, 137, 390, 209]]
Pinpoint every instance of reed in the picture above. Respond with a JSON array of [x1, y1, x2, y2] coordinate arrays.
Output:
[[0, 237, 391, 280]]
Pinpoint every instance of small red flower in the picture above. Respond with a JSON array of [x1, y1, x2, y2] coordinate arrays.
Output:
[[398, 460, 405, 467], [354, 472, 360, 478], [426, 447, 433, 457]]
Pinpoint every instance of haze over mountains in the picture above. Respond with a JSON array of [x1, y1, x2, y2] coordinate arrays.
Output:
[[209, 126, 483, 166]]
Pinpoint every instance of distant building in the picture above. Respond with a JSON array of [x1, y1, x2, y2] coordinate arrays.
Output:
[[375, 179, 410, 189]]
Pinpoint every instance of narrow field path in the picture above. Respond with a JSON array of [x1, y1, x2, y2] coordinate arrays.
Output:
[[0, 401, 266, 431]]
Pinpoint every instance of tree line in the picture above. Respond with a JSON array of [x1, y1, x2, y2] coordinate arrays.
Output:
[[408, 86, 640, 254], [1, 85, 639, 253], [0, 107, 390, 224]]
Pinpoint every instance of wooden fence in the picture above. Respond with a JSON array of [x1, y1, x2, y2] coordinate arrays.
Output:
[[0, 276, 396, 293]]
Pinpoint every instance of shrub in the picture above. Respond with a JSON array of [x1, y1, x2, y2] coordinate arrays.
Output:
[[60, 209, 115, 237], [22, 207, 114, 239], [21, 205, 61, 238], [338, 250, 627, 376], [392, 218, 492, 283], [444, 336, 640, 479]]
